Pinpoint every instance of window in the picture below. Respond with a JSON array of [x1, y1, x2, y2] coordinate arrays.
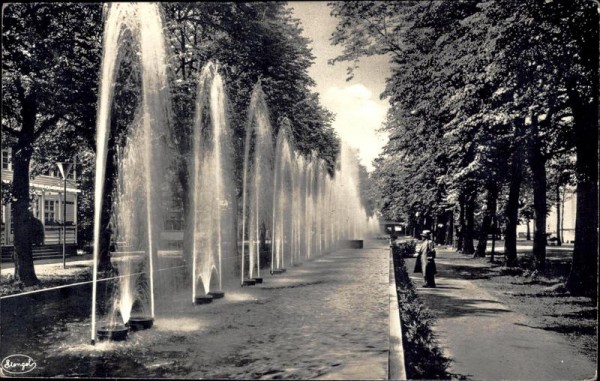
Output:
[[2, 149, 11, 170], [44, 200, 56, 224], [164, 198, 183, 231], [41, 168, 58, 177], [164, 210, 183, 231], [65, 200, 75, 224]]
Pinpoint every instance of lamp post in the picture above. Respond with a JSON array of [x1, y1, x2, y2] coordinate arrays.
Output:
[[57, 162, 73, 269], [414, 212, 420, 238]]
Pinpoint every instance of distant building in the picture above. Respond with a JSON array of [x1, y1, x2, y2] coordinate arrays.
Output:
[[547, 189, 576, 243], [379, 221, 405, 236], [1, 147, 80, 251], [516, 188, 576, 243]]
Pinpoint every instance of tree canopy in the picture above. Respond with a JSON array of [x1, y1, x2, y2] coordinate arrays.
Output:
[[330, 0, 598, 295], [1, 3, 340, 284]]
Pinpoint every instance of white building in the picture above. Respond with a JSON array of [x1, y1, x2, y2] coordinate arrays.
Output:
[[516, 188, 576, 243], [1, 148, 80, 249]]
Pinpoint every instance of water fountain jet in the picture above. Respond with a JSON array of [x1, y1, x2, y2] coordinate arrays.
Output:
[[91, 3, 173, 344], [241, 83, 274, 286], [190, 62, 235, 303]]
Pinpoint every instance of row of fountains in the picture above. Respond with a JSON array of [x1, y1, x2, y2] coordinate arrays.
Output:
[[90, 3, 379, 343]]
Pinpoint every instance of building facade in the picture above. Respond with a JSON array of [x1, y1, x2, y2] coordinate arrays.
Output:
[[1, 148, 80, 247], [515, 188, 576, 243]]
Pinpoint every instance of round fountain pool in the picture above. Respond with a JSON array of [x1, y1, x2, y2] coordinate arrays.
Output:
[[242, 278, 256, 286], [253, 277, 263, 284], [194, 295, 214, 304], [97, 324, 129, 341], [271, 268, 286, 275], [127, 316, 154, 331], [208, 291, 225, 299]]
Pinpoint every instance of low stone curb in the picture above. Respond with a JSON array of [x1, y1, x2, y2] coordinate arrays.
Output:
[[389, 246, 407, 380]]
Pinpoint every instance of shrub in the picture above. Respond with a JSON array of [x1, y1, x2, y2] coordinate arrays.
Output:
[[31, 215, 45, 245], [392, 240, 417, 258], [392, 250, 450, 379]]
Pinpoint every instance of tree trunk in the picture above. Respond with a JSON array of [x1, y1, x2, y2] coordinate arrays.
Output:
[[565, 77, 598, 295], [12, 140, 40, 286], [556, 184, 562, 246], [560, 187, 565, 243], [527, 118, 547, 270], [434, 215, 444, 245], [446, 210, 454, 246], [474, 184, 499, 257], [490, 216, 497, 262], [463, 193, 476, 255], [11, 93, 39, 286], [178, 162, 193, 269], [504, 140, 524, 267], [456, 195, 465, 252]]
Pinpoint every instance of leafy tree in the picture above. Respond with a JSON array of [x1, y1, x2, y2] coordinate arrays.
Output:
[[331, 1, 597, 295], [2, 3, 103, 285], [164, 3, 339, 262]]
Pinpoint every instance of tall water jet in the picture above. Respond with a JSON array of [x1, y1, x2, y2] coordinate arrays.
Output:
[[292, 155, 306, 265], [305, 152, 321, 259], [190, 62, 235, 302], [333, 143, 370, 244], [271, 119, 295, 273], [91, 3, 172, 343], [241, 84, 274, 284]]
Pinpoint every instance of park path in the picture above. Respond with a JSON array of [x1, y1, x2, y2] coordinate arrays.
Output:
[[1, 240, 390, 379], [405, 245, 597, 381]]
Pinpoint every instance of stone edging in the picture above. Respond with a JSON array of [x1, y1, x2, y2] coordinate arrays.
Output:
[[389, 246, 407, 380]]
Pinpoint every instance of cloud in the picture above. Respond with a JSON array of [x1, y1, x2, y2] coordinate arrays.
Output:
[[322, 84, 388, 171]]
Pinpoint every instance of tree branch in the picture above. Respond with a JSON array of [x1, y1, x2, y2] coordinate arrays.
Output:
[[32, 114, 62, 141], [2, 125, 20, 137]]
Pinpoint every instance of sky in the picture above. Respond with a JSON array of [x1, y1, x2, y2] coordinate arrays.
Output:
[[289, 2, 392, 171]]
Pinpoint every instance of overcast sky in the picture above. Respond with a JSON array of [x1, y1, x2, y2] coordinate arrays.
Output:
[[289, 2, 392, 171]]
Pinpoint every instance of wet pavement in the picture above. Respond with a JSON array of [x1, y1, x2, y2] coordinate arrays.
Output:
[[1, 240, 389, 379]]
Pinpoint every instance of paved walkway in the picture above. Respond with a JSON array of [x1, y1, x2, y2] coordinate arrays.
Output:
[[405, 245, 597, 381], [1, 241, 391, 379]]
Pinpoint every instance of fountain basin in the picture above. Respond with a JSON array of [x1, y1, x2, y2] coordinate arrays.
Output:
[[127, 316, 154, 331], [194, 295, 214, 304], [271, 268, 286, 275], [253, 277, 263, 284], [97, 324, 129, 341], [340, 240, 364, 249], [208, 291, 225, 299], [242, 278, 256, 286], [293, 262, 303, 267]]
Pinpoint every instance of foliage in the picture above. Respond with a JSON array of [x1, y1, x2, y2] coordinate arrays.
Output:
[[392, 249, 450, 379], [164, 2, 339, 193], [2, 3, 103, 285], [392, 240, 417, 258], [330, 1, 597, 290]]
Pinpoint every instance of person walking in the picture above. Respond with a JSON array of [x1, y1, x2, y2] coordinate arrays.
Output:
[[413, 232, 425, 273], [419, 231, 437, 287]]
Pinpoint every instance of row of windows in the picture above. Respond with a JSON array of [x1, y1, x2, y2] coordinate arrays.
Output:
[[2, 149, 10, 170], [5, 199, 76, 226], [41, 200, 75, 224]]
